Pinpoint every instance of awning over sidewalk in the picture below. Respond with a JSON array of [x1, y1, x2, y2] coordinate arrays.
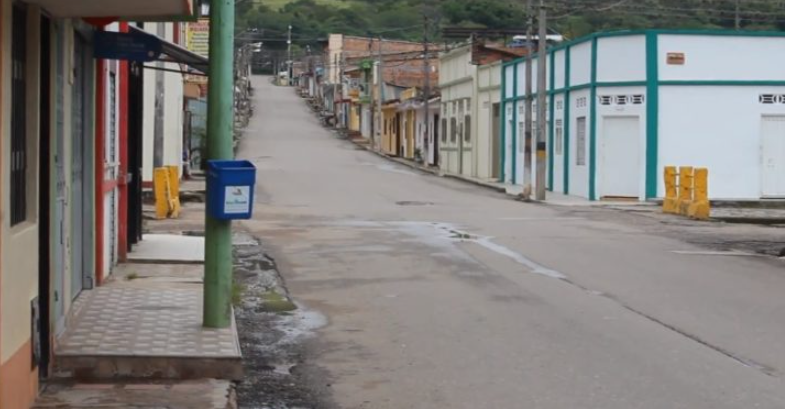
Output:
[[98, 27, 208, 75], [23, 0, 193, 19]]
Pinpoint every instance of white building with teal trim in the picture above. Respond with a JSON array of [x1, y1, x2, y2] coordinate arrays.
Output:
[[502, 29, 785, 201]]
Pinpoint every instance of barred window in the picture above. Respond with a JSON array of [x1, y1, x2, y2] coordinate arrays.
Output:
[[576, 117, 587, 166], [11, 5, 28, 226]]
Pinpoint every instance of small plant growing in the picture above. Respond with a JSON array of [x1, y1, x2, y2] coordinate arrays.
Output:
[[125, 272, 140, 281], [232, 282, 247, 306], [414, 148, 423, 163]]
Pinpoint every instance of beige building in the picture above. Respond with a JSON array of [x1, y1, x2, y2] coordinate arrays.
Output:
[[438, 42, 524, 180]]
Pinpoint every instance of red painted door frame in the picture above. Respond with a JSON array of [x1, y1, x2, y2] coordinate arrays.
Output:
[[118, 22, 130, 262], [95, 52, 106, 285]]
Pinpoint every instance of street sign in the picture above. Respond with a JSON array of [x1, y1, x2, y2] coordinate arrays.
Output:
[[94, 31, 162, 62]]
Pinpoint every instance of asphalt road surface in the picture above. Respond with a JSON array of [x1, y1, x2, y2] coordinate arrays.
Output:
[[239, 76, 785, 409]]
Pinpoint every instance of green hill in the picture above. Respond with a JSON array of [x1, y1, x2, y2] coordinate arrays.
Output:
[[237, 0, 785, 53]]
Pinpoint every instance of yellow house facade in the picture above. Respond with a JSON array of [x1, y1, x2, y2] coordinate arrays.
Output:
[[381, 103, 399, 155]]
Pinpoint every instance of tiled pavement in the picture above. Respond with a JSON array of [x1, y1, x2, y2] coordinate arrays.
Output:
[[57, 287, 240, 358]]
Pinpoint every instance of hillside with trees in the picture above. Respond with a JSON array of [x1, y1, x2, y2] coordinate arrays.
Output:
[[237, 0, 785, 56]]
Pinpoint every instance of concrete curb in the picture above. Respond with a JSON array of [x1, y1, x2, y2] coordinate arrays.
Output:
[[350, 139, 512, 195], [442, 173, 509, 194]]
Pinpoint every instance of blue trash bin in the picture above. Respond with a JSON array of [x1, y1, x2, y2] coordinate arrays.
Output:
[[206, 160, 257, 220]]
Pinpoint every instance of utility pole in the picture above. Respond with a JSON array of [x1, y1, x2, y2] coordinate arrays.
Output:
[[735, 0, 741, 30], [423, 15, 431, 165], [523, 0, 534, 200], [376, 35, 383, 151], [287, 24, 293, 85], [204, 0, 235, 328], [536, 0, 547, 200]]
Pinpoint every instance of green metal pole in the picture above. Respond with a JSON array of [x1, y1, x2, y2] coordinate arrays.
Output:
[[204, 0, 235, 328]]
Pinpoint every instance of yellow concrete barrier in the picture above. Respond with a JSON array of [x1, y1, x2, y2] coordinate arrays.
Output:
[[663, 166, 678, 214], [688, 168, 710, 220], [153, 166, 182, 219], [167, 165, 181, 219], [153, 168, 172, 220], [662, 165, 710, 220], [678, 166, 694, 215]]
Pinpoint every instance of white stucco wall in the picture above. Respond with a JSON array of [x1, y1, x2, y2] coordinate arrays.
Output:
[[596, 35, 646, 83], [659, 35, 785, 82], [552, 93, 566, 193], [503, 31, 785, 200], [659, 85, 785, 199], [568, 88, 591, 199], [570, 42, 592, 86], [142, 22, 184, 182]]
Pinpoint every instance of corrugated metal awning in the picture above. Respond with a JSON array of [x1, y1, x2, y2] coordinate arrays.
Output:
[[130, 26, 208, 75]]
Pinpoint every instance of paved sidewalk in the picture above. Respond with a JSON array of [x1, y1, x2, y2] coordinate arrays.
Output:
[[128, 234, 205, 264]]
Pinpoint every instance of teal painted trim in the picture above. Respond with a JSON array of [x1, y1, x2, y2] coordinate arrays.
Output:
[[645, 32, 659, 199], [548, 51, 556, 191], [660, 80, 785, 86], [595, 81, 647, 88], [653, 28, 785, 37], [500, 66, 507, 182], [564, 45, 571, 194], [504, 28, 785, 68], [512, 63, 519, 185], [588, 37, 598, 201], [568, 83, 592, 92]]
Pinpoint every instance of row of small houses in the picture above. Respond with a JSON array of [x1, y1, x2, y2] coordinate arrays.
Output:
[[302, 30, 785, 201]]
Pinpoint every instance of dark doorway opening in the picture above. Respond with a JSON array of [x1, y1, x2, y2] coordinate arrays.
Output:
[[433, 114, 440, 167], [37, 15, 52, 378], [127, 60, 144, 250]]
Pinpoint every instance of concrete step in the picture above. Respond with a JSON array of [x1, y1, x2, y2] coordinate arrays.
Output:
[[54, 354, 242, 381], [53, 266, 243, 381]]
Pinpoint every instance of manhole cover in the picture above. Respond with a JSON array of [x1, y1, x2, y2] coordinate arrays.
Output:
[[396, 201, 434, 206]]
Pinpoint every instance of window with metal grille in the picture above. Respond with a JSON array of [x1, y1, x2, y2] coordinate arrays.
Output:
[[555, 119, 563, 155], [464, 115, 471, 143], [518, 122, 525, 153], [632, 95, 645, 104], [556, 100, 564, 110], [576, 97, 587, 108], [441, 118, 447, 142], [11, 5, 28, 226], [599, 95, 612, 105], [450, 117, 457, 142], [616, 95, 628, 105], [576, 117, 587, 166]]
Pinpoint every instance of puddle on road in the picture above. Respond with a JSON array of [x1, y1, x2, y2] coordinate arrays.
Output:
[[330, 221, 568, 280]]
